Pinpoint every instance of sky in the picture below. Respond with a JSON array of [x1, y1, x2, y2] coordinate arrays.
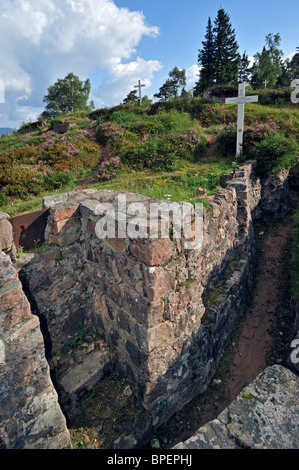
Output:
[[0, 0, 298, 129]]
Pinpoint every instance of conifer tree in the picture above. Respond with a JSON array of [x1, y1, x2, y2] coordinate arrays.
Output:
[[154, 67, 186, 100], [290, 47, 299, 80], [197, 9, 240, 93], [238, 51, 251, 83], [197, 17, 215, 93], [213, 8, 240, 85]]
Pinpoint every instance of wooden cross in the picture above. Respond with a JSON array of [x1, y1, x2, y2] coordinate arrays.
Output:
[[264, 79, 268, 89], [134, 80, 145, 105], [225, 83, 259, 155]]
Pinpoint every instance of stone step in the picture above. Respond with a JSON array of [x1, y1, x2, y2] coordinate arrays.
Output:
[[57, 348, 115, 416]]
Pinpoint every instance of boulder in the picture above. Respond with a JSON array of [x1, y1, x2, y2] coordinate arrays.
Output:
[[173, 365, 299, 449]]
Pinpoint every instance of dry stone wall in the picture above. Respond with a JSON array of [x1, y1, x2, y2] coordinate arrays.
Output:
[[0, 162, 291, 447], [16, 163, 290, 430]]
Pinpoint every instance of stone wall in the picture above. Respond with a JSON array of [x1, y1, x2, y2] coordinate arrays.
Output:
[[0, 162, 292, 447], [16, 163, 290, 432], [0, 252, 71, 449]]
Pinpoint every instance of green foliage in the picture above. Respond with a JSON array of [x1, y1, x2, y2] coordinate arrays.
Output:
[[216, 120, 282, 156], [246, 134, 298, 175], [42, 72, 91, 119], [154, 67, 186, 100], [197, 17, 215, 93], [238, 51, 251, 83], [123, 90, 138, 104], [251, 34, 283, 88], [95, 108, 206, 173], [0, 117, 100, 204], [56, 323, 101, 357], [197, 8, 240, 93]]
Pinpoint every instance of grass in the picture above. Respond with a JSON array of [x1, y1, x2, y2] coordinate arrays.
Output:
[[1, 94, 298, 217]]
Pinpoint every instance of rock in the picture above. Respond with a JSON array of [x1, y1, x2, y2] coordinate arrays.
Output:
[[113, 435, 137, 449], [52, 122, 70, 134], [151, 437, 161, 449], [123, 385, 132, 397], [0, 253, 72, 449], [0, 213, 13, 252], [173, 365, 299, 449], [129, 238, 174, 266], [57, 348, 115, 419]]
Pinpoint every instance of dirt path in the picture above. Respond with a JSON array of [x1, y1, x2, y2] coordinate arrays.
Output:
[[223, 215, 293, 403]]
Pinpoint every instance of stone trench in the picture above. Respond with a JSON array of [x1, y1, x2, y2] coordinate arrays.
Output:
[[0, 161, 298, 449]]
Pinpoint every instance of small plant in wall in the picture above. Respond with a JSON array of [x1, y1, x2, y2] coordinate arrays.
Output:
[[54, 323, 101, 357]]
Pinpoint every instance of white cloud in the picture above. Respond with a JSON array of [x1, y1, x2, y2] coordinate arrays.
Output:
[[186, 65, 201, 89], [0, 0, 161, 127], [93, 57, 162, 107]]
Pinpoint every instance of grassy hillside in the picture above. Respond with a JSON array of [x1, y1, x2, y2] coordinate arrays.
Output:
[[0, 89, 298, 217]]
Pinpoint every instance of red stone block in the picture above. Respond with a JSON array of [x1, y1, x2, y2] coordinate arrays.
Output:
[[50, 204, 79, 222], [129, 238, 174, 266]]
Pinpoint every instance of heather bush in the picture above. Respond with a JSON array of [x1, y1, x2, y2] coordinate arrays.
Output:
[[96, 109, 205, 172], [0, 126, 100, 200], [195, 103, 237, 127], [98, 156, 120, 180], [216, 120, 282, 157], [95, 122, 123, 146]]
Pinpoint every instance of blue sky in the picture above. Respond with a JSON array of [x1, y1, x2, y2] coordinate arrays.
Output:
[[0, 0, 298, 129]]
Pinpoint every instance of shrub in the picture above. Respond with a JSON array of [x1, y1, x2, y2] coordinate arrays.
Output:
[[216, 120, 282, 157], [95, 122, 123, 146], [44, 171, 72, 189], [246, 134, 298, 175], [195, 103, 237, 127], [120, 137, 181, 171]]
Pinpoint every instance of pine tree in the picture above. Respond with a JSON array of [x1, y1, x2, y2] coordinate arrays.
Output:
[[197, 17, 215, 92], [154, 67, 186, 101], [238, 51, 251, 83], [123, 90, 138, 104], [290, 47, 299, 80], [213, 8, 240, 85]]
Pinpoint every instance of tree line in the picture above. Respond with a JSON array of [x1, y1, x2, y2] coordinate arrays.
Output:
[[41, 8, 299, 118], [195, 8, 298, 92], [124, 8, 298, 104]]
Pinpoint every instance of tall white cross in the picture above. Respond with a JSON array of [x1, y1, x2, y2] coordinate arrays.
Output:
[[264, 79, 268, 89], [134, 80, 145, 105], [225, 83, 259, 155]]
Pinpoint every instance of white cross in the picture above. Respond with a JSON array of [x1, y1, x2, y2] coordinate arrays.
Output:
[[264, 80, 268, 89], [225, 83, 259, 155], [134, 80, 145, 105]]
